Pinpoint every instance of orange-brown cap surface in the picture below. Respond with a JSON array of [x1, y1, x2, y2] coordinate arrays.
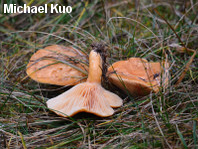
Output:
[[107, 58, 169, 96], [26, 45, 88, 86]]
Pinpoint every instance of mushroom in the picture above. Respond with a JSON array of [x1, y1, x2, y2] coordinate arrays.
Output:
[[26, 45, 88, 86], [107, 57, 169, 96], [47, 50, 123, 117]]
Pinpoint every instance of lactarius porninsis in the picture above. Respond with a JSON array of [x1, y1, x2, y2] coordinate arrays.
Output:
[[47, 50, 123, 117], [107, 58, 169, 96], [26, 45, 87, 86]]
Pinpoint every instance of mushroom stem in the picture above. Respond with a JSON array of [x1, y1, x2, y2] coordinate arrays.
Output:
[[87, 50, 102, 84]]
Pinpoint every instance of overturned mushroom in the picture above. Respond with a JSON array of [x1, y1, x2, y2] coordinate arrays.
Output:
[[26, 45, 88, 86], [107, 58, 169, 96], [47, 50, 123, 117]]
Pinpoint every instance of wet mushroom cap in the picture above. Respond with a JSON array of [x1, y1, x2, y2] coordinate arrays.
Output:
[[26, 45, 88, 86], [107, 57, 169, 96]]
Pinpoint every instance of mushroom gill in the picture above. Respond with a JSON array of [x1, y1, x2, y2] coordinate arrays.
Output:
[[47, 50, 123, 117]]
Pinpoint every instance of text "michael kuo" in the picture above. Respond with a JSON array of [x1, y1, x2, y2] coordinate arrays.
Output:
[[3, 4, 72, 14]]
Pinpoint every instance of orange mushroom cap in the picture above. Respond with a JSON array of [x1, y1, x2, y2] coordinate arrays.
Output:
[[26, 45, 88, 86], [47, 50, 123, 117], [107, 57, 169, 96]]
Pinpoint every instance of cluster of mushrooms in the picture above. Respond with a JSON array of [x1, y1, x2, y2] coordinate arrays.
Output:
[[26, 44, 169, 117]]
